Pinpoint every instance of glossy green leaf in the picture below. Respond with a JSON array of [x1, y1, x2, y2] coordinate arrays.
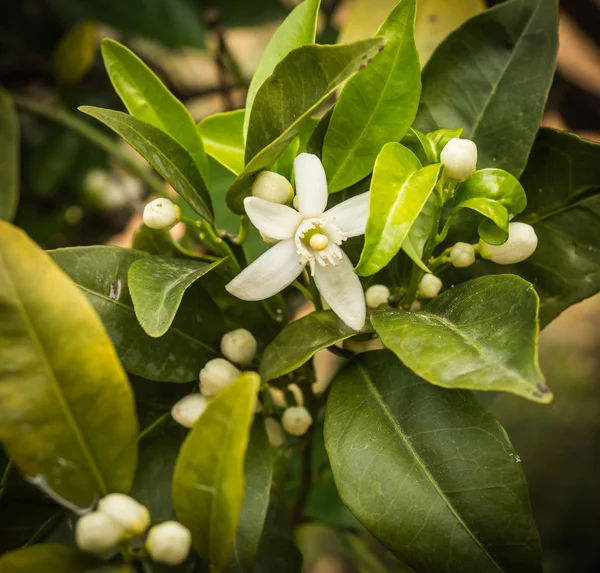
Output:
[[101, 39, 210, 182], [260, 310, 370, 382], [426, 127, 464, 160], [356, 143, 441, 276], [323, 0, 421, 192], [443, 128, 600, 328], [401, 127, 436, 166], [173, 373, 260, 570], [79, 106, 213, 222], [325, 351, 543, 572], [131, 225, 206, 260], [454, 168, 527, 244], [197, 110, 245, 175], [372, 274, 551, 403], [50, 0, 205, 49], [49, 246, 223, 382], [227, 38, 385, 214], [128, 256, 224, 338], [226, 419, 273, 573], [401, 192, 439, 272], [416, 0, 558, 177], [243, 0, 321, 139], [0, 223, 138, 509], [0, 87, 19, 221], [306, 108, 333, 158]]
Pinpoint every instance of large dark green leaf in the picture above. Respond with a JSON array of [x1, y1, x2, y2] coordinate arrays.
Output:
[[101, 39, 210, 182], [323, 0, 421, 192], [197, 110, 245, 176], [325, 351, 543, 572], [51, 0, 205, 49], [49, 247, 223, 382], [226, 420, 273, 573], [372, 274, 550, 403], [243, 0, 320, 139], [443, 128, 600, 327], [80, 107, 213, 222], [355, 143, 441, 276], [227, 38, 385, 213], [128, 256, 224, 338], [259, 311, 370, 382], [173, 374, 260, 570], [415, 0, 558, 177], [0, 87, 19, 221], [0, 224, 138, 510]]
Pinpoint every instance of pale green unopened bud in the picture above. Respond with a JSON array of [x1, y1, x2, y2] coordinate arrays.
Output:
[[440, 138, 477, 181], [281, 406, 312, 436], [419, 274, 442, 299], [365, 284, 390, 308], [171, 393, 209, 428], [97, 494, 150, 539], [143, 198, 180, 230], [146, 521, 192, 566], [450, 242, 476, 268], [221, 328, 257, 365], [199, 358, 241, 397], [252, 171, 294, 204], [479, 222, 538, 264], [75, 512, 123, 553], [264, 417, 285, 448]]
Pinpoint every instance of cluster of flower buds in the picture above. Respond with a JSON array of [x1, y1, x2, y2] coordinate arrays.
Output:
[[171, 329, 257, 429], [75, 493, 192, 565]]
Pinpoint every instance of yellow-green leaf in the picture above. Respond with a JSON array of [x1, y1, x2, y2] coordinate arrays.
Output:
[[172, 373, 260, 569], [197, 110, 245, 176], [53, 21, 98, 84], [0, 223, 138, 509]]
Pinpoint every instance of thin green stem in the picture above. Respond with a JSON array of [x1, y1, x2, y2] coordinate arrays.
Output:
[[137, 411, 171, 441], [13, 95, 166, 197], [309, 277, 323, 311], [292, 280, 314, 301], [233, 215, 249, 245]]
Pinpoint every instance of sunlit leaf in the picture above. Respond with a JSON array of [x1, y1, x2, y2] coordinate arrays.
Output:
[[198, 110, 245, 176], [0, 223, 138, 509]]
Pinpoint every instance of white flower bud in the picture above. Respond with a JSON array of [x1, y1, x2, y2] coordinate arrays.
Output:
[[440, 138, 478, 181], [479, 222, 538, 264], [171, 393, 209, 428], [220, 328, 257, 365], [143, 198, 180, 230], [281, 406, 312, 436], [75, 511, 123, 553], [264, 417, 285, 448], [450, 242, 476, 268], [199, 358, 241, 397], [146, 521, 192, 566], [97, 494, 150, 539], [252, 171, 294, 204], [419, 274, 442, 298], [365, 284, 390, 309]]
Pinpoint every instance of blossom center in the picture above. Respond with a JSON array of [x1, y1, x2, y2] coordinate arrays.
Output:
[[295, 217, 347, 275]]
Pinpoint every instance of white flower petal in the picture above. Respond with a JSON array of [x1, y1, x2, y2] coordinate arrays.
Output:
[[244, 197, 301, 240], [226, 239, 305, 301], [293, 153, 328, 217], [314, 251, 366, 331], [324, 192, 370, 237]]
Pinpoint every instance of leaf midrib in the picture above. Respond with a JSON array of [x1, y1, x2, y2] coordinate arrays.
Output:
[[0, 256, 108, 497], [469, 0, 545, 139], [355, 360, 504, 572], [76, 283, 217, 354]]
